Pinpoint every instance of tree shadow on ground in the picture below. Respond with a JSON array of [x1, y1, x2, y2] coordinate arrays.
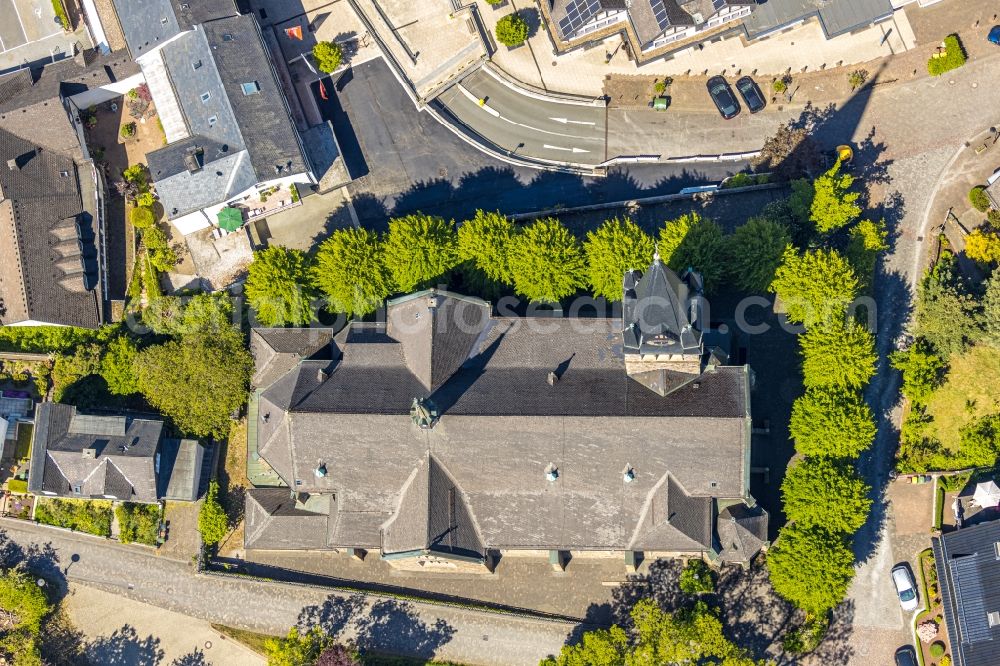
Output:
[[517, 8, 541, 39], [0, 529, 65, 594], [353, 599, 456, 659], [297, 593, 366, 638], [86, 624, 164, 666], [170, 648, 208, 666]]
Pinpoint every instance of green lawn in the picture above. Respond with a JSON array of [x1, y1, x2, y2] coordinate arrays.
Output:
[[115, 502, 161, 545], [35, 498, 113, 537], [13, 423, 32, 460]]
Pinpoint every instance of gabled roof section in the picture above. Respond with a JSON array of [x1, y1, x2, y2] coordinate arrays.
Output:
[[245, 488, 335, 550], [113, 0, 183, 58], [623, 256, 703, 356], [250, 327, 337, 389], [387, 290, 491, 393], [629, 474, 714, 551], [381, 454, 485, 560]]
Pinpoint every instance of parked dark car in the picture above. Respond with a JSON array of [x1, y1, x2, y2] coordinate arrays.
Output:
[[707, 76, 740, 119], [894, 646, 918, 666], [735, 76, 766, 113]]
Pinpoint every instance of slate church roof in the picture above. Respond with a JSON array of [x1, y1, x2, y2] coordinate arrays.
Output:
[[247, 261, 763, 561]]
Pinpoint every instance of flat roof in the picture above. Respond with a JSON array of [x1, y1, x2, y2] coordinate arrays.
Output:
[[743, 0, 893, 39]]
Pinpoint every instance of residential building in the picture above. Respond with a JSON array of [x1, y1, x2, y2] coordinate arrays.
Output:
[[0, 52, 139, 328], [933, 521, 1000, 666], [245, 258, 767, 572], [100, 0, 315, 235], [544, 0, 894, 59], [28, 403, 206, 502]]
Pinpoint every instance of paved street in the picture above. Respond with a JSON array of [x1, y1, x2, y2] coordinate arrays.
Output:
[[0, 519, 575, 666], [436, 68, 607, 165]]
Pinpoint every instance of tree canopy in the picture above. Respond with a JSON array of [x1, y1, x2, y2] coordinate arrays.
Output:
[[808, 161, 861, 233], [658, 213, 728, 292], [381, 214, 459, 293], [782, 458, 872, 533], [457, 210, 516, 285], [964, 229, 1000, 264], [245, 246, 317, 326], [507, 217, 587, 303], [541, 599, 764, 666], [312, 41, 343, 73], [789, 388, 877, 458], [770, 247, 859, 326], [584, 217, 655, 301], [198, 479, 228, 546], [767, 524, 855, 616], [495, 13, 529, 46], [264, 627, 332, 666], [0, 566, 52, 666], [845, 219, 889, 291], [983, 271, 1000, 346], [730, 217, 791, 293], [890, 340, 943, 406], [916, 258, 980, 358], [136, 326, 252, 439], [313, 228, 393, 317], [100, 335, 140, 396], [799, 320, 877, 391]]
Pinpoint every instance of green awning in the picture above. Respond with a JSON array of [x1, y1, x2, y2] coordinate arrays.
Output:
[[217, 207, 243, 231]]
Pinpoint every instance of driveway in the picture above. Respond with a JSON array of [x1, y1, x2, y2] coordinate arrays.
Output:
[[0, 519, 575, 666]]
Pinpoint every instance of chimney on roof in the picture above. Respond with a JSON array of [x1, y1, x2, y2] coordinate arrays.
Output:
[[545, 464, 559, 482], [317, 368, 328, 382], [547, 371, 558, 386], [6, 158, 18, 171], [314, 463, 327, 478], [82, 446, 98, 459]]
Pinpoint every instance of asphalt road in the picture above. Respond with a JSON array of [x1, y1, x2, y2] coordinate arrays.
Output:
[[0, 519, 574, 666], [331, 58, 744, 227], [436, 68, 607, 165]]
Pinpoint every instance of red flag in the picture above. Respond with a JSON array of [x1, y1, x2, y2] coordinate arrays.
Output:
[[319, 79, 328, 100], [284, 25, 303, 40]]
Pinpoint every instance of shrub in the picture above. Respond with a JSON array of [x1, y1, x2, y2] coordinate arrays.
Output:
[[312, 41, 343, 73], [130, 206, 155, 229], [495, 13, 529, 47], [198, 480, 228, 546], [136, 191, 155, 208], [51, 0, 70, 30], [964, 229, 1000, 263], [927, 35, 966, 76], [653, 80, 667, 95], [115, 503, 161, 545], [120, 122, 136, 138], [35, 498, 113, 536], [930, 642, 945, 658], [970, 185, 991, 212], [678, 558, 715, 594], [848, 69, 868, 90], [989, 209, 1000, 225], [782, 616, 828, 655], [123, 164, 148, 188], [772, 79, 787, 94], [723, 172, 756, 189], [941, 655, 952, 666]]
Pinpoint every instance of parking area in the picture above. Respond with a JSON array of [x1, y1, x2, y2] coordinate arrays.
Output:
[[0, 0, 88, 73]]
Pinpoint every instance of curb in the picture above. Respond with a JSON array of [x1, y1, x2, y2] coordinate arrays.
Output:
[[481, 62, 606, 108]]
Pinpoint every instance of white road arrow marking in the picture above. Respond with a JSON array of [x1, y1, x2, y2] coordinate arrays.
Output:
[[549, 117, 596, 126], [543, 144, 590, 153]]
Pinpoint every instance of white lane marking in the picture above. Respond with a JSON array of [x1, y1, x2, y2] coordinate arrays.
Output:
[[543, 144, 590, 153], [460, 81, 599, 140], [549, 117, 596, 126], [456, 83, 500, 117], [9, 0, 28, 42]]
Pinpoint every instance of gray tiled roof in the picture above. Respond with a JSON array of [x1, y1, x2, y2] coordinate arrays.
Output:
[[113, 0, 183, 58], [250, 288, 752, 554], [29, 403, 163, 502], [0, 128, 101, 328], [151, 146, 256, 219], [251, 327, 337, 388], [202, 16, 308, 181], [933, 521, 1000, 666], [716, 502, 768, 563], [743, 0, 891, 39], [245, 488, 335, 550]]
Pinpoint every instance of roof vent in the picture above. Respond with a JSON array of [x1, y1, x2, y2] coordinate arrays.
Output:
[[222, 34, 234, 41], [314, 463, 327, 478], [82, 446, 98, 459], [623, 466, 635, 483], [545, 465, 559, 482], [990, 611, 1000, 627], [547, 371, 558, 386]]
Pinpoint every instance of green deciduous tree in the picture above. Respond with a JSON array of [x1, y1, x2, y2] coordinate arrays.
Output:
[[457, 210, 516, 285], [142, 225, 177, 273], [584, 217, 655, 301], [52, 342, 102, 401], [130, 205, 154, 229], [540, 625, 629, 666], [678, 558, 715, 595], [198, 479, 229, 546], [100, 335, 140, 395], [789, 387, 876, 458], [890, 340, 943, 406], [313, 228, 392, 317], [0, 566, 52, 666], [982, 270, 1000, 346], [312, 41, 343, 73], [845, 219, 888, 291], [767, 523, 855, 616], [141, 292, 235, 336], [916, 257, 980, 358], [245, 246, 317, 326], [264, 627, 332, 666], [495, 13, 529, 47], [508, 217, 586, 303], [782, 458, 872, 533], [800, 320, 877, 391], [658, 213, 728, 292], [381, 214, 459, 293], [787, 179, 814, 226], [730, 217, 791, 293], [136, 327, 252, 439], [809, 161, 861, 233], [770, 247, 859, 327]]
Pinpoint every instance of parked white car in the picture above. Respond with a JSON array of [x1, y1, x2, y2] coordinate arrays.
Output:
[[892, 565, 920, 612]]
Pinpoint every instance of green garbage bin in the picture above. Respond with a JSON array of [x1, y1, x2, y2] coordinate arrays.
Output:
[[652, 96, 670, 111]]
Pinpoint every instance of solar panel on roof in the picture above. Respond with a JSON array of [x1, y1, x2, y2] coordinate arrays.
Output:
[[557, 0, 604, 37], [649, 0, 672, 31], [712, 0, 727, 11], [951, 554, 993, 644]]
